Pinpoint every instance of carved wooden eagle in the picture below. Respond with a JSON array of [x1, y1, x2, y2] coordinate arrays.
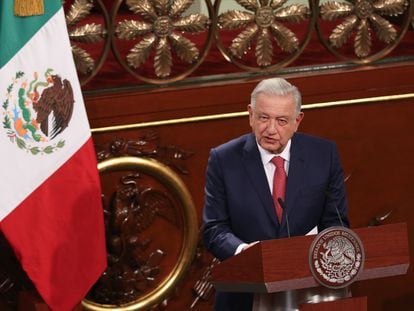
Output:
[[33, 74, 74, 139]]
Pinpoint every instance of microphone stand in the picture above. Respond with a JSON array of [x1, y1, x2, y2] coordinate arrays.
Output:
[[277, 197, 290, 238]]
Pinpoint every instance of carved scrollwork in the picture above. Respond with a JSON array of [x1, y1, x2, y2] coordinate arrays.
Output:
[[189, 257, 218, 309], [111, 0, 216, 84], [215, 0, 318, 71], [86, 171, 180, 305], [96, 131, 194, 175], [83, 156, 198, 310], [316, 0, 413, 63]]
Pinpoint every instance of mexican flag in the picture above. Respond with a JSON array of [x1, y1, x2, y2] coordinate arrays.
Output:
[[0, 1, 106, 310]]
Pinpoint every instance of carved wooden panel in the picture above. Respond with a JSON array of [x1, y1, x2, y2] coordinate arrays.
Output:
[[83, 132, 216, 310]]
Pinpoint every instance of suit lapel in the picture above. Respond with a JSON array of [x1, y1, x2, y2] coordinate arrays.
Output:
[[281, 133, 306, 232], [242, 134, 279, 228]]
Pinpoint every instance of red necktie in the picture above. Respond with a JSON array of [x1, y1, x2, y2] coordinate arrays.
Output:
[[271, 156, 286, 223]]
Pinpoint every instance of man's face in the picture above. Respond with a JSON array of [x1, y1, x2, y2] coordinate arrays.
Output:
[[248, 92, 304, 154]]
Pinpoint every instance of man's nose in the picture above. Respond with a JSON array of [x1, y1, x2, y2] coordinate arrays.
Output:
[[267, 118, 279, 134]]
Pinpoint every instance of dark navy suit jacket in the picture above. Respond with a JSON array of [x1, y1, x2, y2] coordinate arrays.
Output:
[[202, 132, 349, 311]]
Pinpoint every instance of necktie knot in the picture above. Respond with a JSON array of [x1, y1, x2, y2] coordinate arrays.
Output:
[[271, 156, 284, 169]]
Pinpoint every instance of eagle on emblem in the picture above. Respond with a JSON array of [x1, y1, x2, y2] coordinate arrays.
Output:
[[33, 74, 74, 139]]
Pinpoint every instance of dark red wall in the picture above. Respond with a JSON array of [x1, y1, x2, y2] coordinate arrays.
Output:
[[85, 62, 414, 310]]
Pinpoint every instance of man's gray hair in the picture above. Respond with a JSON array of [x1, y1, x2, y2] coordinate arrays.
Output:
[[250, 78, 302, 113]]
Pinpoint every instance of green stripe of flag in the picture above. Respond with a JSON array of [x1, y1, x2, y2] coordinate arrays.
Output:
[[0, 1, 61, 69]]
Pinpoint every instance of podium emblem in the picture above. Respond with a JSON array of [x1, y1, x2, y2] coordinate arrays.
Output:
[[309, 226, 365, 288]]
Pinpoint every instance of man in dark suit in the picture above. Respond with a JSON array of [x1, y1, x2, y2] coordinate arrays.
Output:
[[202, 78, 349, 311]]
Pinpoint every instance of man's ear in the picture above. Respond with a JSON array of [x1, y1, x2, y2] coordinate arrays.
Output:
[[248, 104, 254, 126], [295, 112, 304, 130]]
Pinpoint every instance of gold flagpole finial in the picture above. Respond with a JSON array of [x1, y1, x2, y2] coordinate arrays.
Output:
[[14, 0, 44, 16]]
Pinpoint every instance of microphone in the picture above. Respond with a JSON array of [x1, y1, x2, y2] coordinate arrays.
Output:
[[325, 191, 345, 227], [277, 198, 291, 238]]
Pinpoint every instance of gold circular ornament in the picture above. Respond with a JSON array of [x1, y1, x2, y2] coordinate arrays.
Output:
[[316, 0, 413, 63], [82, 156, 198, 310], [110, 0, 216, 84], [215, 0, 318, 71], [65, 0, 111, 86]]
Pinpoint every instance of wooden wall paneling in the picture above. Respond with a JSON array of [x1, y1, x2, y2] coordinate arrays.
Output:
[[84, 62, 414, 129], [83, 64, 414, 310]]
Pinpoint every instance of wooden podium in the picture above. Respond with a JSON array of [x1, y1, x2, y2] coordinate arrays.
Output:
[[210, 223, 410, 310]]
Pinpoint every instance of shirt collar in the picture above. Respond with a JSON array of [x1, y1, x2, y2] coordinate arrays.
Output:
[[257, 139, 291, 165]]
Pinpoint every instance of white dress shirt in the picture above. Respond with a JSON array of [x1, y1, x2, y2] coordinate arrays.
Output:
[[234, 139, 292, 255]]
